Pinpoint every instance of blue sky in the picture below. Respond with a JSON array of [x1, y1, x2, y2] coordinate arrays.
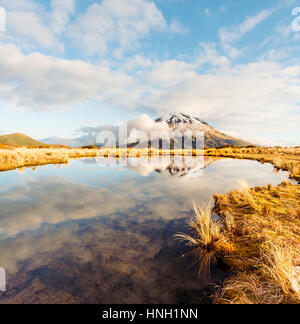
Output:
[[0, 0, 300, 145]]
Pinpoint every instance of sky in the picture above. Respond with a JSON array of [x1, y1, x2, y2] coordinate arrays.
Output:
[[0, 0, 300, 146]]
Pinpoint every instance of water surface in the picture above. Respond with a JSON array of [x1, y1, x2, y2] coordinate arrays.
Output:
[[0, 157, 289, 304]]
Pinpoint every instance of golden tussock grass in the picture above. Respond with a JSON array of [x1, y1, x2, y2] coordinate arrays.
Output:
[[175, 202, 235, 278], [262, 242, 300, 300], [175, 201, 221, 248], [212, 180, 300, 304], [0, 147, 100, 172], [215, 241, 300, 304]]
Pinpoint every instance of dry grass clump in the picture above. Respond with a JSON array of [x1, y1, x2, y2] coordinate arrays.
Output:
[[175, 202, 232, 278], [212, 180, 300, 304], [216, 242, 300, 304], [175, 202, 237, 278], [215, 272, 289, 304], [224, 212, 236, 232], [262, 243, 300, 301], [175, 202, 221, 248]]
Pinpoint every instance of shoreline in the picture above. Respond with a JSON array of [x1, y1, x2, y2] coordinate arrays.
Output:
[[0, 146, 208, 172], [1, 146, 299, 176], [204, 146, 300, 182]]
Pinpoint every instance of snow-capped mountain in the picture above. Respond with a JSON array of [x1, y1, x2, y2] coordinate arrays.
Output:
[[155, 112, 249, 148], [156, 112, 209, 128]]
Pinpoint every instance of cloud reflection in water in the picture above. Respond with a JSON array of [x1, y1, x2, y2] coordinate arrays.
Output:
[[0, 157, 289, 303]]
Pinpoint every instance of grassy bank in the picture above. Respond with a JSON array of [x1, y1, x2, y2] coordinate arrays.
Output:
[[2, 145, 299, 176], [0, 146, 206, 172], [212, 181, 300, 304], [179, 146, 300, 304], [0, 147, 101, 172]]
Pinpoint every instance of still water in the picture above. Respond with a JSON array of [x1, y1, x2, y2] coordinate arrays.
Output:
[[0, 156, 290, 304]]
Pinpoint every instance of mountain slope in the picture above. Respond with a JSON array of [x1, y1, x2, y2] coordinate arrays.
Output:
[[155, 113, 250, 148], [0, 133, 45, 147]]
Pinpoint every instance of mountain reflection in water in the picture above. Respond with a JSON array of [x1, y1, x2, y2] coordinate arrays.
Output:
[[0, 157, 290, 304]]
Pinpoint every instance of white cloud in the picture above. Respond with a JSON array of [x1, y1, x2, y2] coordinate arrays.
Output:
[[51, 0, 75, 35], [219, 9, 273, 43], [221, 44, 243, 58], [0, 0, 76, 51], [127, 114, 171, 142], [1, 0, 41, 12], [143, 60, 197, 88], [1, 0, 186, 56], [170, 19, 189, 35], [0, 43, 134, 111], [123, 55, 155, 72], [67, 0, 167, 57], [194, 42, 230, 68], [6, 11, 56, 49], [259, 49, 290, 61]]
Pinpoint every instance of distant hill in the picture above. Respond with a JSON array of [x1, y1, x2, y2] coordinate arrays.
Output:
[[0, 133, 46, 147]]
